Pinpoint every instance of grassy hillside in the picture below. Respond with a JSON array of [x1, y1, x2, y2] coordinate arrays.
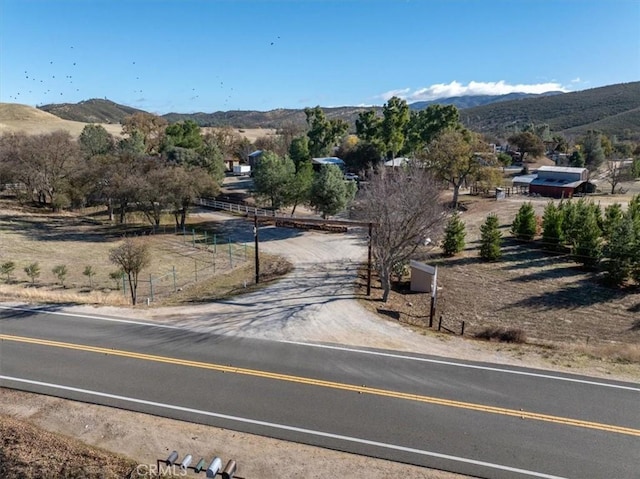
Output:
[[0, 103, 123, 137], [460, 82, 640, 139], [38, 99, 145, 124]]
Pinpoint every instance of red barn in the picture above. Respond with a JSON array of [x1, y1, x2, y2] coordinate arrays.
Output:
[[528, 166, 596, 198]]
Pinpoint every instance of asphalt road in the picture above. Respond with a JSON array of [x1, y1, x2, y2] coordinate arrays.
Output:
[[1, 306, 639, 479]]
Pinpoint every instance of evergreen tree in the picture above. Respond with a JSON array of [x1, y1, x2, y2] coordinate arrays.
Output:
[[561, 198, 591, 248], [604, 214, 636, 286], [309, 165, 356, 218], [480, 214, 502, 261], [602, 203, 624, 241], [285, 160, 314, 216], [442, 212, 466, 256], [573, 205, 602, 269], [252, 152, 296, 209], [511, 202, 537, 240], [626, 198, 640, 283], [541, 202, 563, 249]]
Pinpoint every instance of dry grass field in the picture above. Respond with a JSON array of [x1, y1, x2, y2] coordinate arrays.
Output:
[[0, 200, 291, 306], [0, 103, 277, 142]]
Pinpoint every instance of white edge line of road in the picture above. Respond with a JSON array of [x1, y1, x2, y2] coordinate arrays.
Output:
[[281, 341, 640, 392], [2, 305, 638, 392], [0, 375, 568, 479]]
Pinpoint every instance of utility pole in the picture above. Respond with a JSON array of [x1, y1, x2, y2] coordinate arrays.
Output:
[[254, 215, 260, 284]]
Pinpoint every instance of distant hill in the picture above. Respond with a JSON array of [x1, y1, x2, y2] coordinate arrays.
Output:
[[0, 103, 123, 138], [34, 82, 640, 140], [38, 99, 146, 124], [459, 82, 640, 139], [162, 106, 375, 129], [409, 91, 563, 110]]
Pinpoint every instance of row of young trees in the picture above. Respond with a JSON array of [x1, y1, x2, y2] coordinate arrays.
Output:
[[1, 238, 151, 305], [442, 196, 640, 287], [1, 261, 107, 288]]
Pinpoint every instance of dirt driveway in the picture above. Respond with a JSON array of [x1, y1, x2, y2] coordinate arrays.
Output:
[[60, 210, 568, 365]]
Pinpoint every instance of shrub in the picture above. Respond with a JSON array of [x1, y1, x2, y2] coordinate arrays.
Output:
[[1, 261, 16, 283], [24, 262, 41, 284], [475, 327, 527, 343], [83, 265, 96, 288], [52, 265, 68, 286]]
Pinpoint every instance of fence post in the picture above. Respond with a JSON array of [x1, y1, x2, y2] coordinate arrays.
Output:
[[438, 315, 443, 331], [213, 251, 216, 274], [149, 273, 154, 302], [429, 295, 435, 328], [228, 238, 233, 268], [194, 258, 198, 282], [461, 321, 465, 336], [172, 266, 176, 292]]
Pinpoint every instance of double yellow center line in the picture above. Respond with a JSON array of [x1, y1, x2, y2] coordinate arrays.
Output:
[[2, 333, 638, 437]]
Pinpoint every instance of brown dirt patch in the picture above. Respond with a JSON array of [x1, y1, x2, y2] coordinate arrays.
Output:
[[0, 413, 140, 479]]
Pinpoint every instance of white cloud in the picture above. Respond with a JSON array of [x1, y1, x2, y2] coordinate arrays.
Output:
[[379, 87, 411, 101], [571, 77, 582, 83], [379, 80, 570, 103]]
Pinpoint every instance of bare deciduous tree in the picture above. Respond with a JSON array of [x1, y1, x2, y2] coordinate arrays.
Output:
[[605, 160, 632, 194], [355, 163, 447, 302], [109, 239, 150, 305]]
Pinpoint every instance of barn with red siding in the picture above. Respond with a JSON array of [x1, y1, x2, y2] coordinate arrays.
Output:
[[527, 166, 596, 198]]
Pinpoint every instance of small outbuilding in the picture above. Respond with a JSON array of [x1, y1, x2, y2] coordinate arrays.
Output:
[[311, 157, 345, 172], [247, 150, 264, 168]]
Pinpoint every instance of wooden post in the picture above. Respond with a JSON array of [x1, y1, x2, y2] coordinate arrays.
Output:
[[429, 295, 435, 328], [367, 222, 372, 296], [461, 321, 465, 336], [254, 215, 260, 284], [438, 315, 443, 331]]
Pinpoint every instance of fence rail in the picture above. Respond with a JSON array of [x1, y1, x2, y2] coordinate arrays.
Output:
[[196, 197, 276, 217]]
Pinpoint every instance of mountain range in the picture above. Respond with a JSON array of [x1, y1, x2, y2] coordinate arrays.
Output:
[[35, 82, 640, 140]]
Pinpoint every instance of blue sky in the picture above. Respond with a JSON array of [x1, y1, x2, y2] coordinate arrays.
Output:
[[1, 0, 639, 114]]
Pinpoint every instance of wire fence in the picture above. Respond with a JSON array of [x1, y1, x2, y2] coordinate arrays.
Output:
[[120, 226, 254, 304]]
